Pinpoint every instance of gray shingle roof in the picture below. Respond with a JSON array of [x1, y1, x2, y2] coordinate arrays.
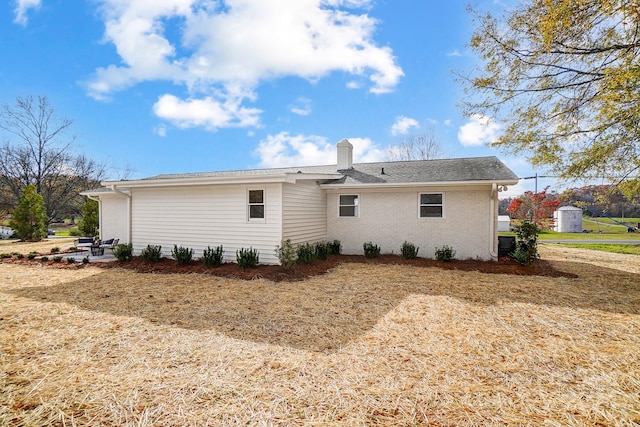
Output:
[[326, 156, 519, 184], [143, 156, 518, 185]]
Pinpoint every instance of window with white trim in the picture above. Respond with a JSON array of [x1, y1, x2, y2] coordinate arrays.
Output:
[[419, 193, 443, 218], [248, 189, 265, 220], [339, 194, 359, 217]]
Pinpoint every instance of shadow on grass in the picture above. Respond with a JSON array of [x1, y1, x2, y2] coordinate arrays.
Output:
[[5, 259, 639, 353]]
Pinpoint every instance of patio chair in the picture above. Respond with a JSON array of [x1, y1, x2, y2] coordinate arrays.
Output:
[[99, 238, 119, 253]]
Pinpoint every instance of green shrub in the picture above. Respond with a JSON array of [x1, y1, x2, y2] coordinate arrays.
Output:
[[171, 245, 194, 266], [275, 240, 296, 269], [82, 256, 90, 264], [16, 253, 24, 259], [435, 245, 456, 262], [329, 240, 342, 255], [202, 245, 224, 266], [68, 228, 82, 237], [113, 243, 133, 262], [50, 247, 60, 253], [314, 241, 330, 260], [236, 247, 259, 269], [79, 199, 99, 237], [27, 252, 38, 260], [140, 245, 162, 262], [67, 257, 76, 264], [511, 220, 540, 266], [0, 253, 11, 259], [41, 256, 49, 261], [363, 242, 381, 258], [297, 243, 316, 264], [401, 241, 419, 259], [52, 256, 63, 262]]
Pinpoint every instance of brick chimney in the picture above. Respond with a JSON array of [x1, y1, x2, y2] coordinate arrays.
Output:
[[337, 139, 353, 170]]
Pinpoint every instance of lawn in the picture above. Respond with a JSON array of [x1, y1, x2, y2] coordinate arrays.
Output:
[[1, 243, 639, 426]]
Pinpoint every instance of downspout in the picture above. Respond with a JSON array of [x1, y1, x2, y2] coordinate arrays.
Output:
[[489, 183, 498, 259], [111, 185, 132, 245]]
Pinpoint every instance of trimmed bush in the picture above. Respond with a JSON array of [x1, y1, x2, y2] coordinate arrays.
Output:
[[401, 241, 419, 259], [50, 247, 60, 253], [202, 245, 224, 266], [113, 243, 133, 262], [41, 256, 49, 261], [314, 241, 330, 260], [172, 245, 194, 266], [0, 253, 11, 259], [236, 247, 259, 269], [435, 245, 456, 262], [296, 243, 316, 264], [363, 242, 381, 258], [67, 257, 76, 264], [329, 240, 342, 255], [82, 256, 90, 264], [275, 240, 296, 269], [27, 252, 38, 260], [140, 245, 162, 262]]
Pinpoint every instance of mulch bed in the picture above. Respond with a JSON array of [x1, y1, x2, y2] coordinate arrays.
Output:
[[87, 254, 576, 281]]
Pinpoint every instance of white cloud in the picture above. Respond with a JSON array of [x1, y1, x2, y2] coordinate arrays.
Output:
[[154, 124, 168, 137], [443, 119, 452, 127], [458, 114, 501, 147], [253, 132, 384, 168], [13, 0, 41, 25], [390, 116, 419, 136], [289, 97, 312, 116], [87, 0, 403, 130], [153, 93, 262, 130], [446, 49, 462, 57]]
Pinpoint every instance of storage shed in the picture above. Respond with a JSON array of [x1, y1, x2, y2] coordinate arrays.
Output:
[[497, 215, 511, 232], [553, 206, 583, 232]]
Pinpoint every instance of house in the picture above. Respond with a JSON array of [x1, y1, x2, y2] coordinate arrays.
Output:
[[497, 215, 511, 232], [81, 139, 519, 264]]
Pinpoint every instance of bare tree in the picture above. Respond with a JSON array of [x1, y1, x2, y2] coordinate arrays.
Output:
[[0, 96, 106, 221], [386, 131, 444, 161]]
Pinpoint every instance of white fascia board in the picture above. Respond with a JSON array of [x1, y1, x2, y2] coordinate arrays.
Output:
[[319, 179, 520, 190], [102, 173, 342, 189]]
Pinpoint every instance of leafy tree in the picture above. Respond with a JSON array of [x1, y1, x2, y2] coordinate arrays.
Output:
[[506, 186, 560, 229], [9, 184, 49, 241], [386, 131, 444, 161], [462, 1, 640, 196], [0, 96, 106, 221], [79, 198, 99, 237]]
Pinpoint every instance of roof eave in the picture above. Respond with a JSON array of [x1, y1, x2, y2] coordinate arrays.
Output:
[[101, 172, 342, 188]]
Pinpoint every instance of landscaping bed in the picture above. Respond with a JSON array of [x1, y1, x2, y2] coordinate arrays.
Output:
[[0, 251, 577, 281]]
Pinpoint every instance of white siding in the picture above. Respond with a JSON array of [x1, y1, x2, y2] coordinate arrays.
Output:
[[130, 184, 283, 264], [99, 194, 130, 244], [326, 186, 495, 260], [281, 181, 327, 245]]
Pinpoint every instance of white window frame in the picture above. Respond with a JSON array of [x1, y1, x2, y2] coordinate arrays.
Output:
[[418, 192, 444, 218], [248, 188, 266, 222], [338, 194, 359, 218]]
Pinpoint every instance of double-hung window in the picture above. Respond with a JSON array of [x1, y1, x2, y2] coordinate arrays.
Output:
[[419, 193, 443, 218], [339, 194, 359, 217], [248, 189, 265, 220]]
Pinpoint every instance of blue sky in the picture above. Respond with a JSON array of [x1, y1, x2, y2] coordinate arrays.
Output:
[[1, 0, 556, 197]]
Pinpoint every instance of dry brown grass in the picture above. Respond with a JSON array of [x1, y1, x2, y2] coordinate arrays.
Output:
[[0, 237, 77, 255], [1, 243, 639, 426]]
